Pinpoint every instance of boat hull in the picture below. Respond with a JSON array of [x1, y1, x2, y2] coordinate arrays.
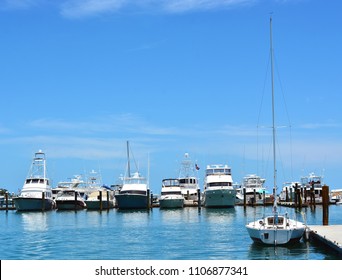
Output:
[[86, 200, 115, 210], [203, 188, 236, 208], [246, 223, 305, 245], [159, 197, 184, 209], [55, 200, 87, 210], [115, 194, 149, 210], [13, 197, 55, 211]]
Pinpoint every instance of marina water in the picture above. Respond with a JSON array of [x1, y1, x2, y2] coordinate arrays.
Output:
[[1, 205, 341, 260]]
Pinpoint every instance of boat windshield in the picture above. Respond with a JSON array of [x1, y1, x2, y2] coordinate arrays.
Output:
[[120, 190, 146, 195], [161, 191, 182, 195], [206, 168, 231, 175], [207, 182, 232, 187], [25, 178, 49, 184], [179, 178, 197, 184]]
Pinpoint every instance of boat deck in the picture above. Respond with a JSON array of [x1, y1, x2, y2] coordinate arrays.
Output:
[[307, 225, 342, 256]]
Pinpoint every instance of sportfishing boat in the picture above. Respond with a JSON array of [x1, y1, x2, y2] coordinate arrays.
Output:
[[159, 178, 184, 209], [13, 150, 55, 211], [236, 174, 272, 205], [330, 189, 342, 204], [114, 141, 149, 210], [55, 189, 87, 210], [178, 153, 200, 201], [86, 189, 115, 210], [278, 181, 301, 202], [52, 175, 85, 200], [202, 164, 236, 208], [246, 17, 306, 245], [84, 170, 115, 210]]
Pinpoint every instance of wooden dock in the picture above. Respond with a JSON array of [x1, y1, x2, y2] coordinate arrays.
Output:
[[306, 225, 342, 256]]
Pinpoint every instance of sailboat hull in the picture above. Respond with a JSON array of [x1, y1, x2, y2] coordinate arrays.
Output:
[[246, 220, 305, 245], [115, 194, 149, 210]]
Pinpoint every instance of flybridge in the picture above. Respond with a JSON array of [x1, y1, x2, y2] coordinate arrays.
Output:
[[205, 164, 231, 176]]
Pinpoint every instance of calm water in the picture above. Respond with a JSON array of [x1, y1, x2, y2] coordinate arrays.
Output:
[[1, 205, 341, 260]]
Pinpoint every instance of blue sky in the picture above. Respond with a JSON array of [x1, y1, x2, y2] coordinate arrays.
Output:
[[0, 0, 341, 195]]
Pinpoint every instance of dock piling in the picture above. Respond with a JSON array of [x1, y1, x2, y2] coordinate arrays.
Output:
[[99, 190, 103, 211], [74, 191, 77, 211], [42, 192, 45, 211], [253, 189, 256, 207], [106, 191, 110, 210], [5, 192, 8, 212], [243, 188, 246, 208], [310, 185, 316, 209], [322, 185, 329, 226], [147, 189, 151, 210], [285, 187, 289, 202]]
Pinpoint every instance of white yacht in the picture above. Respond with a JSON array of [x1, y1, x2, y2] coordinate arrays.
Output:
[[278, 181, 301, 202], [13, 150, 55, 211], [159, 178, 184, 209], [301, 172, 324, 204], [52, 175, 84, 200], [55, 189, 87, 210], [236, 174, 272, 205], [246, 17, 306, 245], [202, 164, 236, 208], [86, 189, 115, 210], [115, 171, 149, 210], [114, 141, 149, 210], [178, 153, 200, 201], [84, 170, 115, 210]]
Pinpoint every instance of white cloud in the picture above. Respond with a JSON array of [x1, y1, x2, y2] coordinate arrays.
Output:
[[299, 122, 341, 130], [60, 0, 126, 18], [60, 0, 255, 18], [161, 0, 254, 13], [28, 114, 178, 136]]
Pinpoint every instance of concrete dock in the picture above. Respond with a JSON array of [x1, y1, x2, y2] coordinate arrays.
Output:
[[307, 225, 342, 256]]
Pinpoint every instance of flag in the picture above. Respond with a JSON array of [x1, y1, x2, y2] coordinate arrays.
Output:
[[195, 164, 200, 170]]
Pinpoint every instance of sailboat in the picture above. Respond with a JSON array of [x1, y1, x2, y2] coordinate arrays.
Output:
[[114, 141, 150, 210], [245, 17, 306, 245]]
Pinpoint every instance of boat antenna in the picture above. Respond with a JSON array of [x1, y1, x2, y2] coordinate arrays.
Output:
[[270, 16, 278, 211]]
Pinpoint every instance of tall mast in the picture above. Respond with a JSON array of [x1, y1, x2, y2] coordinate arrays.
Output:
[[270, 16, 277, 203], [126, 141, 131, 178]]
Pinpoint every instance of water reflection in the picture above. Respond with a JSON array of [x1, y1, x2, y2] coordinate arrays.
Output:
[[203, 207, 236, 221], [19, 212, 49, 232], [248, 241, 310, 260]]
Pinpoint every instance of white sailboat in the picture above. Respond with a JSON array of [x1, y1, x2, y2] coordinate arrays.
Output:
[[114, 141, 149, 210], [246, 17, 306, 245]]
